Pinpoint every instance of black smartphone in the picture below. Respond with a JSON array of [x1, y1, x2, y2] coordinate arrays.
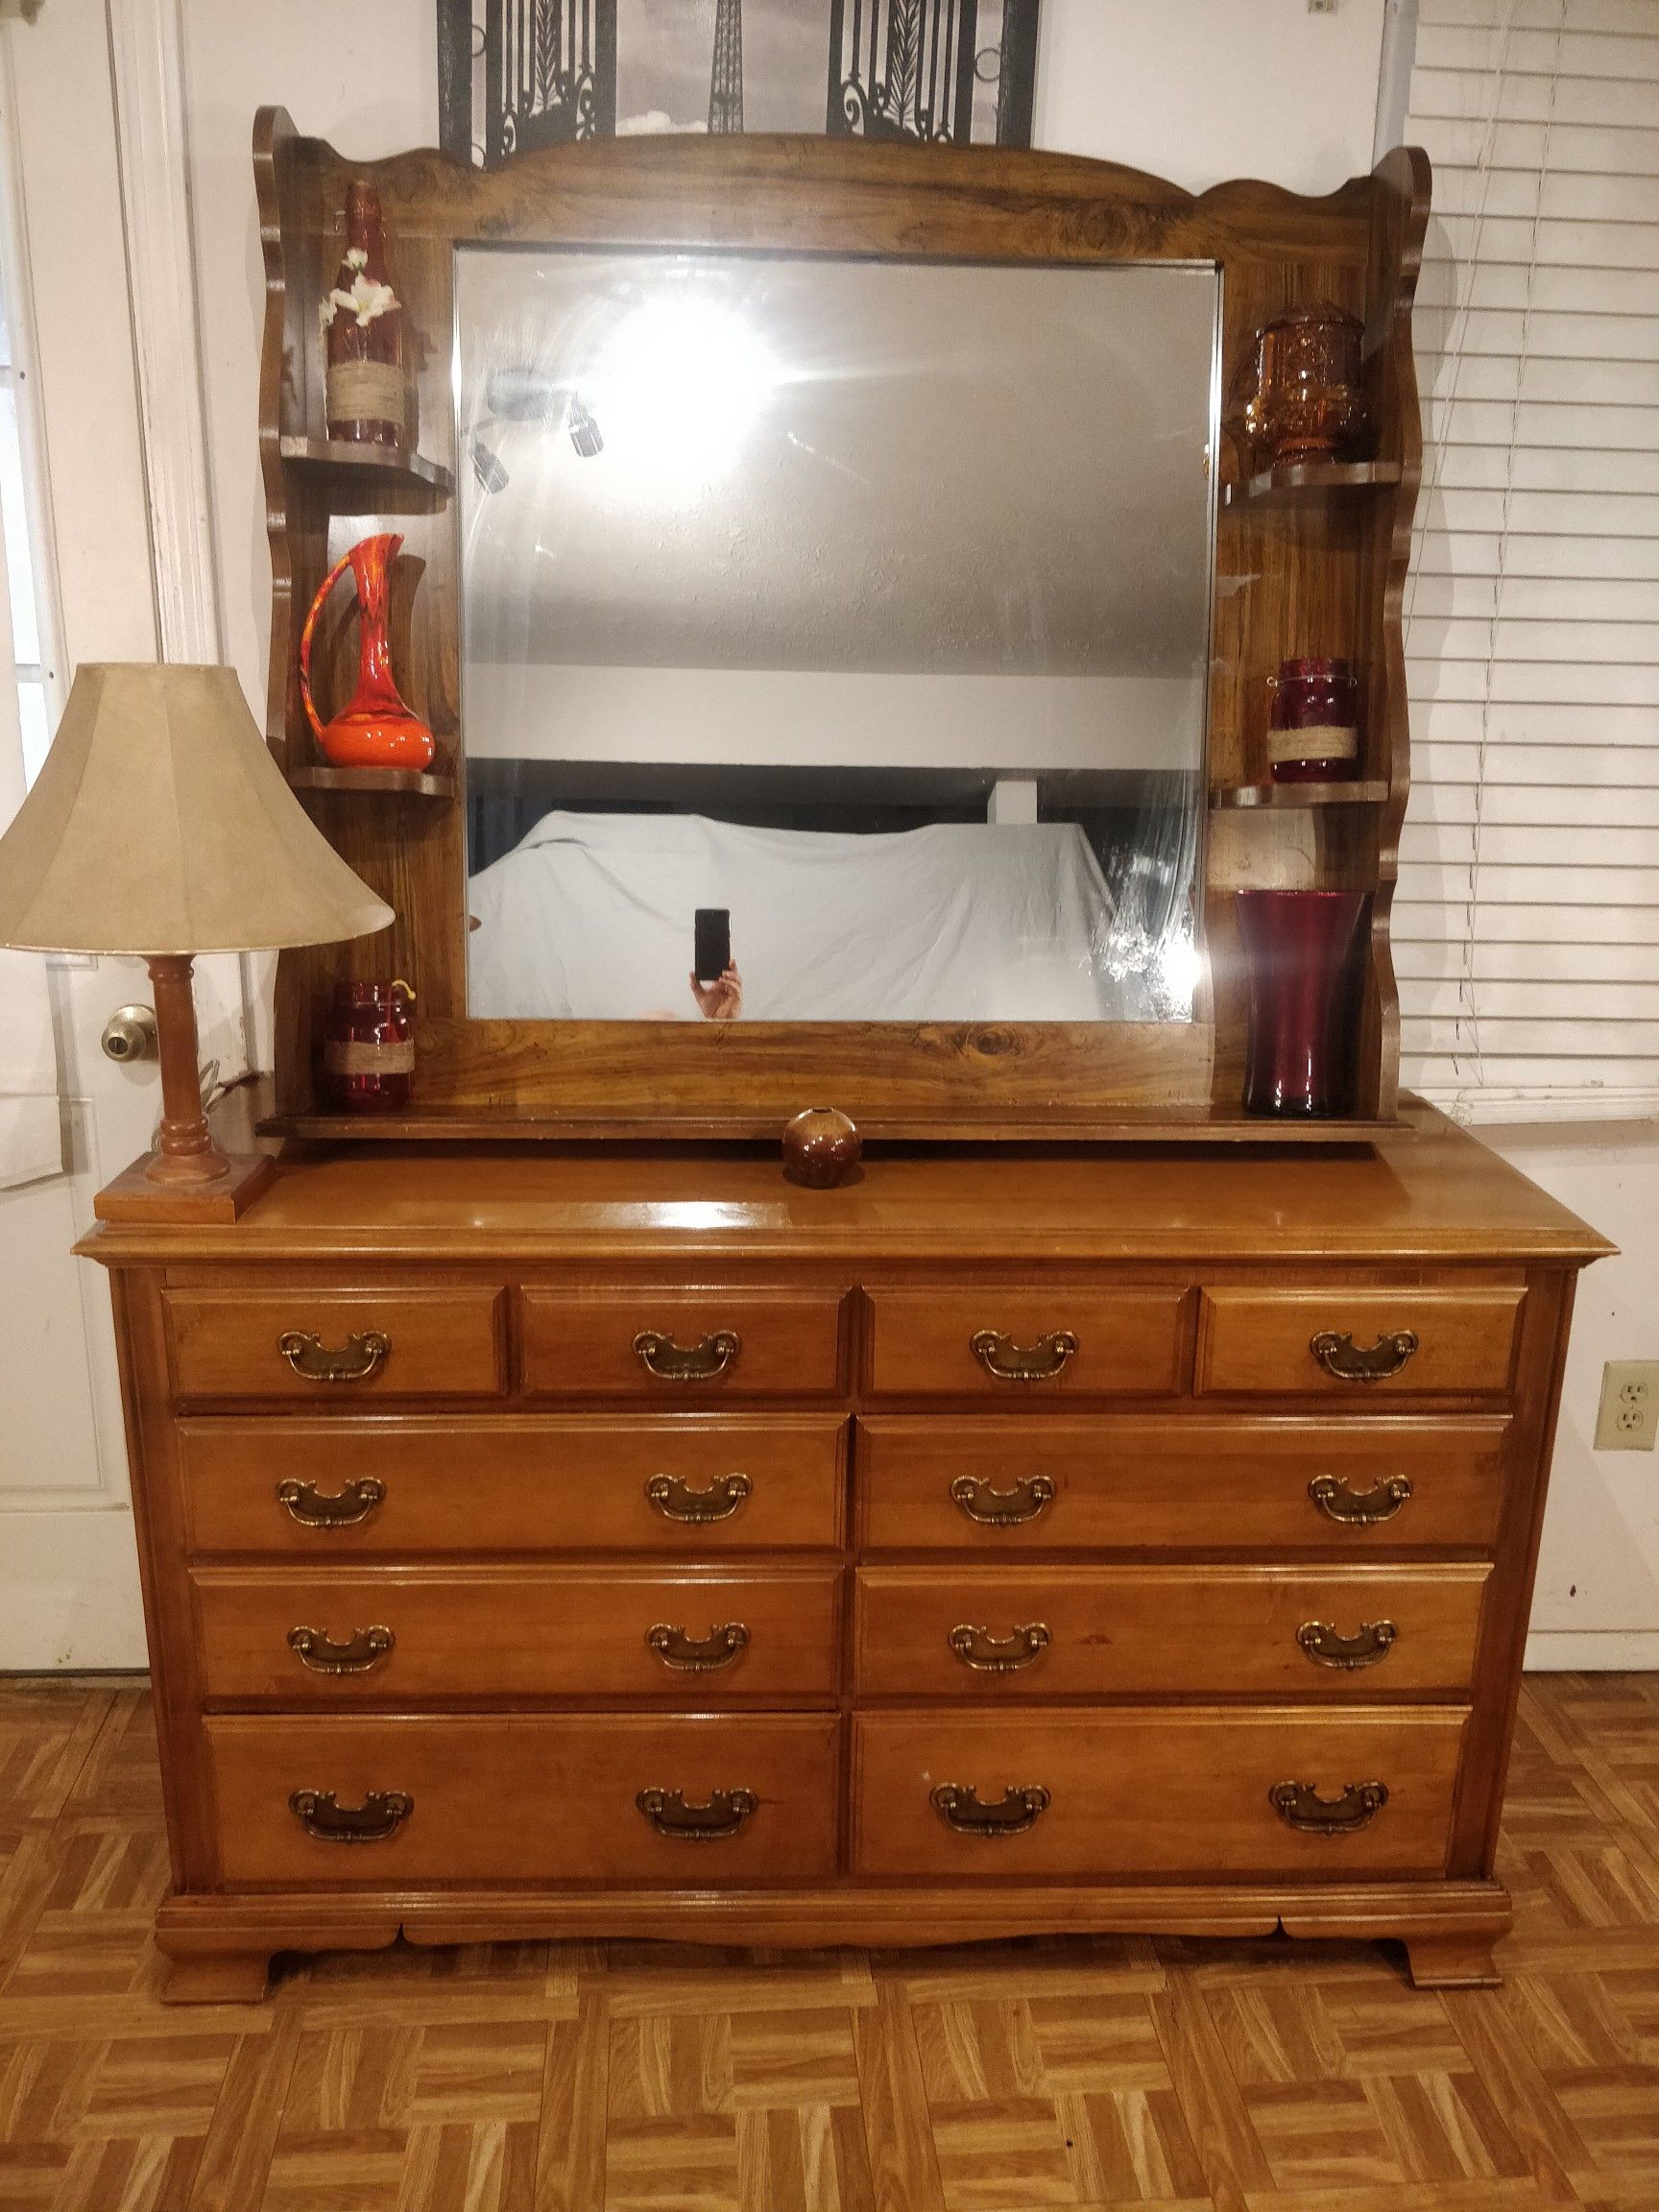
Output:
[[693, 907, 732, 983]]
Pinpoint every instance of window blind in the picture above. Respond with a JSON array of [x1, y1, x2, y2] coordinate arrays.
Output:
[[1398, 0, 1659, 1122]]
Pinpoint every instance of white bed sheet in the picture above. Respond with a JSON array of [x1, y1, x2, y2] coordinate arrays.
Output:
[[468, 809, 1151, 1022]]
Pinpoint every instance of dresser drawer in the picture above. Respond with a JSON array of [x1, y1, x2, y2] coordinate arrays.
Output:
[[854, 1564, 1489, 1698], [853, 1707, 1466, 1878], [163, 1286, 506, 1403], [863, 1286, 1190, 1399], [519, 1287, 845, 1399], [1195, 1284, 1526, 1399], [192, 1565, 841, 1705], [179, 1415, 846, 1555], [855, 1415, 1510, 1551], [206, 1713, 840, 1884]]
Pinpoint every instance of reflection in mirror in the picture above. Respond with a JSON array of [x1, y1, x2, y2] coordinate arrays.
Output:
[[457, 248, 1217, 1024]]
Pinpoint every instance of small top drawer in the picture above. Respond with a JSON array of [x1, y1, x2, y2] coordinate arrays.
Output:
[[519, 1287, 846, 1399], [1196, 1284, 1526, 1399], [864, 1286, 1190, 1400], [164, 1286, 506, 1403]]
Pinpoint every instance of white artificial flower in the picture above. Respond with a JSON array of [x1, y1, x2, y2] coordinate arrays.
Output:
[[320, 296, 337, 331], [328, 274, 398, 327], [346, 247, 369, 271]]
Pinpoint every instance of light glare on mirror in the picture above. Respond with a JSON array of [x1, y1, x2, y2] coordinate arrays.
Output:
[[579, 290, 780, 485]]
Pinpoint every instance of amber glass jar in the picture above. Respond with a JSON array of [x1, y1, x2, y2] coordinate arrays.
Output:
[[1268, 657, 1361, 782], [1243, 302, 1370, 466], [323, 980, 415, 1111]]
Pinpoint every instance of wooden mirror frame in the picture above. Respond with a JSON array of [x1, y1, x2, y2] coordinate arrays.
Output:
[[256, 108, 1429, 1142]]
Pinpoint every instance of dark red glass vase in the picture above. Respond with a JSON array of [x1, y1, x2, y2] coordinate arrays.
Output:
[[1236, 890, 1372, 1118]]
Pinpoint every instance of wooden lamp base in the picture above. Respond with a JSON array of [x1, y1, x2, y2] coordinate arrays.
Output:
[[93, 955, 276, 1224]]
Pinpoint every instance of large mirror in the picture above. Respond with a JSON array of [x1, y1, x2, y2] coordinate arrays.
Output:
[[456, 247, 1218, 1026]]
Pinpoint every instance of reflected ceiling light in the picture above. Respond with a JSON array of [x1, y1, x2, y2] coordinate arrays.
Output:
[[566, 394, 604, 458], [486, 364, 565, 421], [470, 437, 509, 493]]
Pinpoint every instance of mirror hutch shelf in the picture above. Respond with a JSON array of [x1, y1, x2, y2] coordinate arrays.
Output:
[[76, 110, 1611, 2006], [257, 109, 1430, 1141]]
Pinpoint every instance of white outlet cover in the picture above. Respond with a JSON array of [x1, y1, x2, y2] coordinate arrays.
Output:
[[1594, 1360, 1659, 1452]]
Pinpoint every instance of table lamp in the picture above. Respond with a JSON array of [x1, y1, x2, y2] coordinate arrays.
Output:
[[0, 663, 393, 1219]]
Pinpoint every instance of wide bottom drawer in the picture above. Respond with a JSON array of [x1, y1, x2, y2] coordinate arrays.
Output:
[[206, 1714, 840, 1884], [854, 1707, 1467, 1878]]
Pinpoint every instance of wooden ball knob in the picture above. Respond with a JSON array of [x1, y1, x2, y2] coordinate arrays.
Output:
[[781, 1107, 861, 1189]]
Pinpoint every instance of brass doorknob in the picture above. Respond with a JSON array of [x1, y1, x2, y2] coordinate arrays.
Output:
[[101, 1005, 158, 1063]]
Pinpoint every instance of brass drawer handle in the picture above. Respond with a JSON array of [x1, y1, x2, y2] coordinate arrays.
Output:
[[1310, 1329, 1419, 1382], [277, 1329, 390, 1383], [970, 1329, 1078, 1382], [1309, 1473, 1412, 1526], [645, 1472, 752, 1524], [632, 1328, 741, 1382], [636, 1785, 758, 1839], [948, 1622, 1051, 1672], [931, 1782, 1051, 1836], [1297, 1619, 1398, 1671], [275, 1476, 387, 1527], [286, 1623, 395, 1674], [289, 1787, 412, 1842], [1269, 1779, 1388, 1834], [645, 1622, 751, 1671], [950, 1474, 1055, 1527]]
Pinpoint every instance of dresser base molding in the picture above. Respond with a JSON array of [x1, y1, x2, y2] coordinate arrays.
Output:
[[154, 1880, 1512, 2003]]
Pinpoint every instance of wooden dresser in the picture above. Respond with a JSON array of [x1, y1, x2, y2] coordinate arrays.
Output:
[[82, 1105, 1608, 2003]]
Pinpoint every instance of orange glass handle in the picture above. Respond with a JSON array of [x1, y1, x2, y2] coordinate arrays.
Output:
[[298, 547, 356, 745]]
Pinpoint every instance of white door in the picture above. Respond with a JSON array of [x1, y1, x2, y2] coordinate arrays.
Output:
[[0, 5, 245, 1666], [0, 395, 163, 1662]]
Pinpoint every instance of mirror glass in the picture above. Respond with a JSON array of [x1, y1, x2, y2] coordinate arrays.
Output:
[[456, 247, 1217, 1024]]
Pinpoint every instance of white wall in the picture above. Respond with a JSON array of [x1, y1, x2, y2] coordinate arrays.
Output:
[[466, 661, 1203, 774], [1489, 1126, 1659, 1670], [1036, 0, 1387, 191]]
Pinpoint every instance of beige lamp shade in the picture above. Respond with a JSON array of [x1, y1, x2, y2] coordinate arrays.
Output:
[[0, 662, 393, 954]]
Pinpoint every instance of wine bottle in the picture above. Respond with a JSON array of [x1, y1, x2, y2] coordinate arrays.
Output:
[[322, 180, 405, 446]]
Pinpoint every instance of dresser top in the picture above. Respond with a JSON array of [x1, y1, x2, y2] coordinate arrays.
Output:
[[82, 1102, 1610, 1266]]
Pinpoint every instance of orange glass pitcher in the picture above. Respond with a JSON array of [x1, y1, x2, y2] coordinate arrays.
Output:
[[299, 531, 436, 772]]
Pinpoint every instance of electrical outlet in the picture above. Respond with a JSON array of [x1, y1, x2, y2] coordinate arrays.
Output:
[[1594, 1361, 1659, 1452]]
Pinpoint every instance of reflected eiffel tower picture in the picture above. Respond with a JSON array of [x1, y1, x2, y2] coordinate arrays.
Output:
[[709, 0, 745, 132]]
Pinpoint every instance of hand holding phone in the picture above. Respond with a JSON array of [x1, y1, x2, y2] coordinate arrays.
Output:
[[694, 907, 732, 983]]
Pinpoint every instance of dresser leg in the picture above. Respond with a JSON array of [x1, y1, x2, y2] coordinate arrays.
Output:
[[1403, 1933, 1503, 1989], [160, 1947, 272, 2005]]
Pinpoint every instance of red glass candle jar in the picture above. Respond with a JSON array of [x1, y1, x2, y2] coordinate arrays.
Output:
[[1242, 302, 1370, 466], [1268, 657, 1361, 782], [323, 980, 415, 1112], [1236, 890, 1371, 1118]]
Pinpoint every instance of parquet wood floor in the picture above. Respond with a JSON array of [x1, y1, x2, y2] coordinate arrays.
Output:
[[0, 1674, 1655, 2211]]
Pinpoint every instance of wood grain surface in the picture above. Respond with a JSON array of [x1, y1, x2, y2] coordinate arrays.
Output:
[[2, 1672, 1655, 2209], [79, 1103, 1616, 1269]]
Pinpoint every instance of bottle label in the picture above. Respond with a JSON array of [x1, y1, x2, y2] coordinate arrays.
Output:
[[326, 359, 407, 430]]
